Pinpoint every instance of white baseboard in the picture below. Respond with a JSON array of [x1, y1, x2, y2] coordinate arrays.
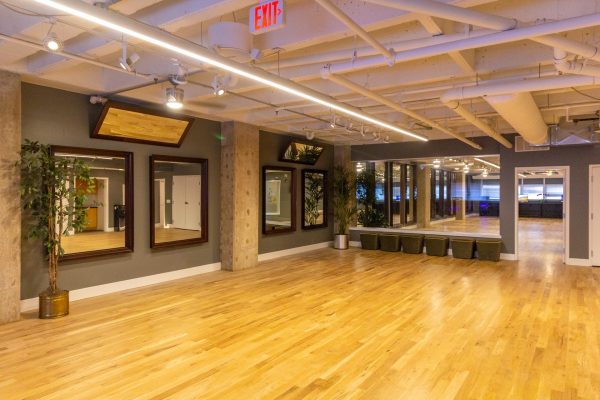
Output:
[[349, 241, 361, 248], [20, 262, 221, 313], [258, 241, 332, 262], [565, 258, 592, 267], [500, 253, 517, 261]]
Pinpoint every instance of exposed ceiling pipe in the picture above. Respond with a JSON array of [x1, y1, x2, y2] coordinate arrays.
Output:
[[362, 0, 517, 31], [554, 48, 600, 77], [322, 67, 483, 149], [33, 0, 427, 143], [440, 75, 597, 102], [327, 13, 600, 74], [485, 93, 549, 145], [442, 100, 512, 148], [314, 0, 394, 61], [362, 0, 600, 62]]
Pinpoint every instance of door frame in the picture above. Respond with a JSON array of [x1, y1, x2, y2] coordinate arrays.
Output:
[[588, 165, 600, 265], [154, 178, 166, 228], [514, 166, 569, 262]]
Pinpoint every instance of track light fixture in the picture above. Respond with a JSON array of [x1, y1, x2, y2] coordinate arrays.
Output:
[[211, 75, 225, 96], [165, 85, 184, 109], [482, 169, 489, 177], [43, 21, 62, 52], [119, 41, 139, 72], [330, 114, 336, 129]]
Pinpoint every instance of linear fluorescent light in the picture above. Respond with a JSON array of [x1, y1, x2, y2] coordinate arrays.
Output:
[[474, 157, 500, 169], [34, 0, 427, 142]]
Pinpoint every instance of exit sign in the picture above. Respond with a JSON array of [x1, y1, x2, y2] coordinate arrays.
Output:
[[250, 0, 285, 35]]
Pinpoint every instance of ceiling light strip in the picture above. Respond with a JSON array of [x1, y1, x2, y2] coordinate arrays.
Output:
[[34, 0, 427, 142], [474, 157, 500, 169]]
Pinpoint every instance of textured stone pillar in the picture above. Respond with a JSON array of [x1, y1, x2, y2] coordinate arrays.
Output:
[[0, 71, 21, 324], [455, 173, 467, 220], [416, 166, 431, 228], [220, 121, 259, 271], [333, 145, 354, 233]]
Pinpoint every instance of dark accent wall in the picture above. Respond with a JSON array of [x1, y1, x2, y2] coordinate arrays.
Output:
[[259, 131, 334, 253], [499, 141, 600, 258], [352, 134, 600, 258], [20, 83, 222, 299]]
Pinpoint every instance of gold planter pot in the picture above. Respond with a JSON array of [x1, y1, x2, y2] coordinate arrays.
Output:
[[39, 289, 69, 319]]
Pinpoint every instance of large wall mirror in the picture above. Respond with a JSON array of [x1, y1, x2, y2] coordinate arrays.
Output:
[[302, 169, 328, 230], [150, 155, 208, 248], [263, 166, 296, 234], [51, 146, 134, 259]]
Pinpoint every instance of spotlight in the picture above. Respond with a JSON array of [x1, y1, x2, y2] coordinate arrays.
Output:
[[306, 131, 315, 140], [360, 125, 366, 137], [211, 75, 225, 96], [482, 169, 489, 177], [119, 42, 139, 72], [384, 135, 390, 143], [330, 115, 336, 129], [43, 31, 62, 52], [165, 86, 184, 109]]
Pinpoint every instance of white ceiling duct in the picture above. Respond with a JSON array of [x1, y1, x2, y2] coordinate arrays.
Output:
[[485, 93, 549, 145], [208, 22, 260, 63]]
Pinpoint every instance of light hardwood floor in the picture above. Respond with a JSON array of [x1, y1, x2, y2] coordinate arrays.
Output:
[[62, 230, 125, 254], [2, 221, 599, 399]]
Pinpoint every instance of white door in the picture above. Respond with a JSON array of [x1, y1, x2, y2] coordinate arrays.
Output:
[[185, 175, 201, 231], [172, 176, 187, 229], [590, 166, 600, 265]]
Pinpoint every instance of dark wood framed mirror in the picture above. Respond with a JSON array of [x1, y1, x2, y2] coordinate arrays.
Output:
[[301, 169, 328, 230], [51, 146, 134, 260], [150, 155, 208, 248], [262, 166, 296, 234]]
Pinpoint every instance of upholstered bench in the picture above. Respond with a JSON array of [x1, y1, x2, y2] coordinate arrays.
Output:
[[360, 233, 379, 250], [401, 234, 424, 254], [451, 238, 475, 259], [379, 234, 401, 252], [425, 236, 449, 257], [476, 239, 502, 261]]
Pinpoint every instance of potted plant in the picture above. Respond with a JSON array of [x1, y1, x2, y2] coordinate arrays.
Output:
[[19, 140, 94, 319], [332, 166, 357, 249]]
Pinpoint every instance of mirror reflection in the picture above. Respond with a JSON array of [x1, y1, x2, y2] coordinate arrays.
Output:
[[302, 169, 327, 229], [53, 148, 133, 258], [263, 166, 296, 234], [151, 156, 208, 247]]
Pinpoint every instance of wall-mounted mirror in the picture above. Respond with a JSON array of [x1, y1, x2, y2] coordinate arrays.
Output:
[[263, 166, 296, 234], [302, 169, 328, 230], [280, 141, 324, 165], [150, 155, 208, 248], [51, 146, 134, 259]]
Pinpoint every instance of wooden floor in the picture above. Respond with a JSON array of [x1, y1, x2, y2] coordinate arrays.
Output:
[[418, 215, 500, 234], [62, 230, 125, 254], [2, 221, 599, 399], [155, 227, 202, 243]]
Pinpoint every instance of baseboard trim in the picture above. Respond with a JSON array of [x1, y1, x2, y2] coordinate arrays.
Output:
[[20, 262, 221, 313], [258, 241, 332, 262], [565, 258, 592, 267]]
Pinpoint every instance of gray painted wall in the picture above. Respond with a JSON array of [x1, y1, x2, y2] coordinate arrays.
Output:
[[259, 131, 334, 253], [352, 134, 600, 258], [21, 83, 222, 299]]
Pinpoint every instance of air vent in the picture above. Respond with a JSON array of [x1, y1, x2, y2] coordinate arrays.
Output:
[[515, 136, 549, 152]]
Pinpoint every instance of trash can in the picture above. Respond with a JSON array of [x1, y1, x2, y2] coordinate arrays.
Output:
[[360, 233, 379, 250], [451, 238, 475, 259], [425, 236, 449, 257], [379, 234, 401, 252], [476, 239, 502, 261]]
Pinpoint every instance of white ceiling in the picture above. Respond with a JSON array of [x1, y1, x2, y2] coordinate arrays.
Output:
[[3, 0, 600, 146]]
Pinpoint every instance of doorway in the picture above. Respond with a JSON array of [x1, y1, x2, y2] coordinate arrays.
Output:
[[514, 166, 569, 263]]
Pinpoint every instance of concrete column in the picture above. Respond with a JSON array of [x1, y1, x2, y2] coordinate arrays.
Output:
[[455, 173, 467, 220], [416, 166, 431, 228], [0, 71, 21, 324], [220, 121, 259, 271], [333, 145, 354, 233]]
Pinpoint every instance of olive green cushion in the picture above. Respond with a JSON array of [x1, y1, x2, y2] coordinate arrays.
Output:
[[379, 234, 401, 252], [425, 236, 449, 257], [401, 234, 424, 254], [476, 239, 502, 261], [451, 239, 475, 259], [360, 233, 379, 250]]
